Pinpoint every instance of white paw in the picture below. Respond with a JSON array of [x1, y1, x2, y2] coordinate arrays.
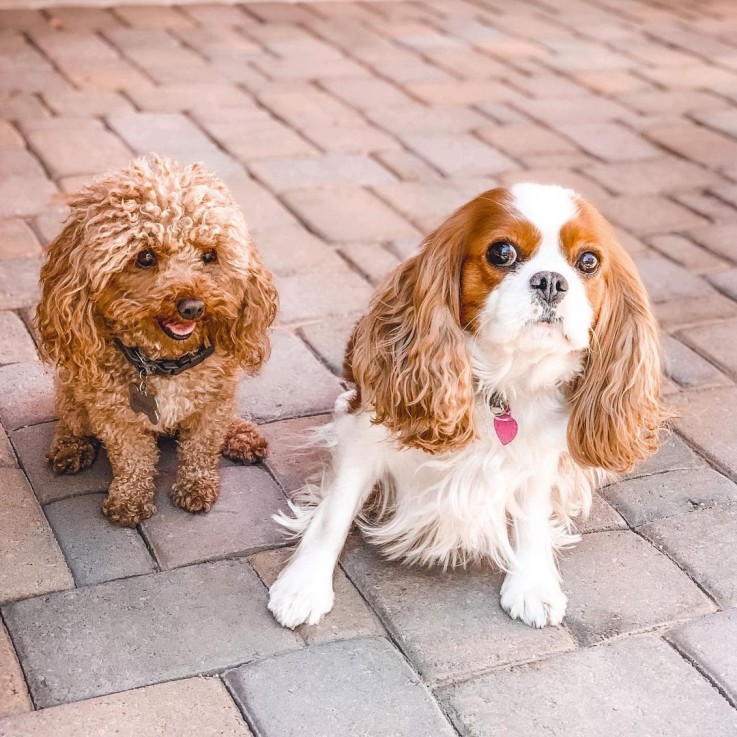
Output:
[[268, 565, 334, 629], [500, 569, 567, 628], [333, 390, 356, 415]]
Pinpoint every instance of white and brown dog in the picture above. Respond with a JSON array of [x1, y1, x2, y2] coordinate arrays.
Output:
[[269, 183, 669, 630]]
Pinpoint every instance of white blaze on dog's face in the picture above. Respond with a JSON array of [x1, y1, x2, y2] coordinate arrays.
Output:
[[475, 184, 594, 353]]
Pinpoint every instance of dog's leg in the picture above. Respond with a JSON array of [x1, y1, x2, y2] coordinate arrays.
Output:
[[499, 468, 568, 628], [47, 387, 97, 475], [221, 416, 268, 464], [268, 421, 377, 629], [98, 426, 158, 527], [170, 406, 228, 513]]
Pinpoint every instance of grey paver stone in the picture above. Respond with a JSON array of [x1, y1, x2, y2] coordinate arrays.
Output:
[[560, 530, 715, 646], [604, 468, 737, 527], [0, 426, 15, 468], [0, 622, 31, 719], [237, 331, 341, 422], [624, 432, 705, 480], [225, 638, 456, 737], [250, 547, 381, 645], [0, 361, 54, 431], [707, 268, 737, 301], [141, 464, 288, 569], [342, 538, 574, 685], [2, 558, 302, 707], [10, 422, 112, 504], [44, 493, 156, 586], [0, 678, 253, 736], [281, 186, 420, 243], [261, 414, 331, 494], [674, 388, 737, 478], [299, 316, 355, 376], [0, 468, 73, 605], [640, 505, 737, 608], [438, 636, 737, 737], [578, 494, 626, 534], [663, 334, 730, 388], [680, 318, 737, 379], [667, 609, 737, 707]]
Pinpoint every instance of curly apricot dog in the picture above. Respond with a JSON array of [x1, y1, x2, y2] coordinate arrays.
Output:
[[36, 156, 277, 527]]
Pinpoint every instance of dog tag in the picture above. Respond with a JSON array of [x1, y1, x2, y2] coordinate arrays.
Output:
[[129, 382, 160, 425], [493, 411, 518, 446]]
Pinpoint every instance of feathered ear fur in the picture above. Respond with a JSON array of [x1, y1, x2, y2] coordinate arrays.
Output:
[[35, 218, 106, 380], [345, 210, 475, 455], [568, 242, 669, 473], [220, 246, 277, 372]]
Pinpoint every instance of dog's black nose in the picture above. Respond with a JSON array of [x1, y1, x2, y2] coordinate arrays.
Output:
[[530, 271, 568, 304], [176, 298, 205, 321]]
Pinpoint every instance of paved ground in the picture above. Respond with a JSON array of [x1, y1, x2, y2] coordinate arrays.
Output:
[[1, 0, 737, 734]]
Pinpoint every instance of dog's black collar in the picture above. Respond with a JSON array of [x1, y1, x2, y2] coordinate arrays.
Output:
[[114, 338, 215, 377]]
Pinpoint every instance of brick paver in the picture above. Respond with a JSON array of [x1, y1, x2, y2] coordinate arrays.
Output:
[[1, 0, 737, 732]]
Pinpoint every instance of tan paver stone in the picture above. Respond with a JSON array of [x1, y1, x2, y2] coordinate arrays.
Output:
[[0, 468, 73, 605], [646, 122, 737, 172], [126, 82, 254, 113], [0, 361, 54, 431], [42, 89, 133, 116], [0, 121, 22, 148], [584, 158, 722, 195], [0, 312, 37, 365], [0, 678, 253, 737], [634, 255, 712, 303], [0, 221, 41, 260], [557, 121, 661, 162], [598, 195, 709, 235], [688, 224, 737, 263], [250, 154, 395, 192], [0, 622, 31, 719], [276, 268, 373, 324], [648, 234, 728, 274], [0, 259, 41, 310], [477, 123, 576, 157], [0, 178, 57, 219]]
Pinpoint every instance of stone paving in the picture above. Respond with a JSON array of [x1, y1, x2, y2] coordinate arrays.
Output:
[[0, 0, 736, 734]]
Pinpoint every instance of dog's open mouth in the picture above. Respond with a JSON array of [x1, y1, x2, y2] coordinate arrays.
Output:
[[157, 317, 197, 341]]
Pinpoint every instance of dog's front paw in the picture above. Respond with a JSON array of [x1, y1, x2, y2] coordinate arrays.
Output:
[[221, 418, 268, 464], [500, 568, 567, 628], [47, 436, 97, 475], [102, 490, 156, 528], [170, 478, 220, 513], [268, 565, 334, 629]]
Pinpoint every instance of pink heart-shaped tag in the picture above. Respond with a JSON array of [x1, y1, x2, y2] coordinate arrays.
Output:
[[494, 412, 518, 445]]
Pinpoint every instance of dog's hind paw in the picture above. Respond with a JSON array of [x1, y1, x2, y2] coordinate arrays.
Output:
[[47, 436, 97, 475], [221, 417, 268, 464]]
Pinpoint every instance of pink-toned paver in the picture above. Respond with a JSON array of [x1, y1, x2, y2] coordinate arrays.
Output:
[[0, 0, 736, 734]]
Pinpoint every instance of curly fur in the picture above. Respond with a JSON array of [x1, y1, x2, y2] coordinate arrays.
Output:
[[36, 156, 277, 527]]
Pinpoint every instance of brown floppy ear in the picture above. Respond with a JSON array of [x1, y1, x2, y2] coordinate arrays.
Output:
[[35, 219, 105, 379], [222, 248, 277, 372], [568, 241, 669, 473], [346, 210, 475, 454]]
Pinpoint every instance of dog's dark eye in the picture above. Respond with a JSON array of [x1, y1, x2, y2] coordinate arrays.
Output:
[[577, 251, 599, 274], [202, 249, 218, 265], [136, 249, 157, 268], [487, 241, 518, 267]]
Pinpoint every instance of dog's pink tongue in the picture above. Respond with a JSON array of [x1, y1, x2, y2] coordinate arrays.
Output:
[[164, 319, 196, 336]]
